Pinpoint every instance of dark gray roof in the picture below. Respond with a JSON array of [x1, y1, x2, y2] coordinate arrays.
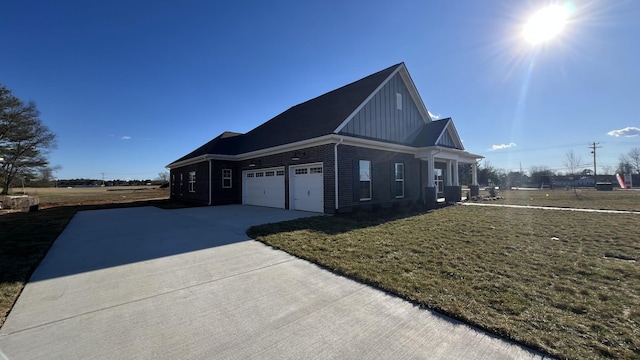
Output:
[[411, 118, 451, 147], [170, 63, 402, 164]]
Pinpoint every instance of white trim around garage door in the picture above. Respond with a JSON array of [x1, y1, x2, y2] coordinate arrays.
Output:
[[289, 162, 324, 213], [242, 166, 286, 209]]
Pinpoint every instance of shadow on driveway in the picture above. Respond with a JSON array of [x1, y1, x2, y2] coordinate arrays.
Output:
[[30, 205, 319, 282]]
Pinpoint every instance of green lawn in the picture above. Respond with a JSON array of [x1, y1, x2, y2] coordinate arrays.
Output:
[[248, 206, 640, 359]]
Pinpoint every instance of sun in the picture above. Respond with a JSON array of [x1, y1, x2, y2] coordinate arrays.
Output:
[[523, 4, 571, 44]]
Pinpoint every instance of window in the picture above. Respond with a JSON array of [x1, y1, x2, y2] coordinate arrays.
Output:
[[276, 170, 285, 176], [395, 163, 404, 198], [396, 93, 402, 110], [188, 171, 196, 192], [247, 173, 254, 178], [256, 172, 264, 177], [359, 160, 371, 200], [310, 167, 323, 174], [222, 169, 232, 188], [295, 168, 308, 175], [265, 171, 275, 176]]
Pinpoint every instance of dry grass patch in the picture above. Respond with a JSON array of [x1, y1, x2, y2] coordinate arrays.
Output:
[[248, 206, 640, 359], [489, 188, 640, 212]]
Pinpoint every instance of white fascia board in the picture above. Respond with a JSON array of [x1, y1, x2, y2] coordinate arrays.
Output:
[[168, 134, 442, 169], [333, 66, 402, 134], [397, 65, 431, 123], [415, 146, 483, 161], [340, 136, 417, 154], [167, 136, 338, 169], [236, 135, 336, 160]]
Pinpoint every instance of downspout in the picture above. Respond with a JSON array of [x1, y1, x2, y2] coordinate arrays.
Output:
[[334, 137, 344, 212], [208, 158, 212, 205]]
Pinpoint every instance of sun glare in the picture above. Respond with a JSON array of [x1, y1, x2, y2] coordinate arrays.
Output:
[[523, 4, 571, 44]]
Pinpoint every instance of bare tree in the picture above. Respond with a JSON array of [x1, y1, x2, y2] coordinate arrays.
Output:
[[626, 147, 640, 174], [601, 165, 613, 175], [563, 150, 582, 196], [157, 171, 169, 183], [0, 84, 57, 194]]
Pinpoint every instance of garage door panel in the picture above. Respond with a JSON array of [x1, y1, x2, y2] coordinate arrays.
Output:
[[243, 168, 285, 209], [290, 164, 324, 213]]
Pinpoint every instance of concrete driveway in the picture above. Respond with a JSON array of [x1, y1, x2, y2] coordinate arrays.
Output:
[[0, 205, 547, 359]]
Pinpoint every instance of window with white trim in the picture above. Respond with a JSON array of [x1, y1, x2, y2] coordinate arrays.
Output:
[[188, 171, 196, 192], [394, 163, 404, 198], [276, 170, 285, 176], [310, 167, 323, 174], [222, 169, 232, 188], [295, 168, 308, 175], [396, 93, 402, 110], [359, 160, 371, 200]]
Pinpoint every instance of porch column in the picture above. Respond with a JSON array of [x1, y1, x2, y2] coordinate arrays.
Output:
[[427, 155, 434, 187], [472, 163, 478, 185], [425, 154, 437, 205], [445, 159, 461, 203], [470, 162, 479, 197], [453, 160, 459, 186]]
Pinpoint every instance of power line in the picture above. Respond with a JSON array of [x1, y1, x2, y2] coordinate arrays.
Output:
[[589, 142, 602, 186]]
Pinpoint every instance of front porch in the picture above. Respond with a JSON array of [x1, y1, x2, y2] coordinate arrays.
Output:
[[415, 147, 483, 205]]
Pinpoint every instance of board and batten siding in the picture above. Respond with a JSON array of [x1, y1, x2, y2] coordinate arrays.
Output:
[[341, 72, 425, 143]]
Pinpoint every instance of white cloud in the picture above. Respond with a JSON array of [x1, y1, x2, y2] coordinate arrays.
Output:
[[607, 126, 640, 137], [121, 136, 132, 140], [428, 110, 440, 120], [488, 142, 517, 151]]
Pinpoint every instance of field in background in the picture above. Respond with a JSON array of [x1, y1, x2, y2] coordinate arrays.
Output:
[[7, 186, 169, 209], [483, 188, 640, 212]]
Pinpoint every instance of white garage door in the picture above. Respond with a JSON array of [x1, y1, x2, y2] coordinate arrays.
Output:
[[243, 167, 285, 209], [290, 163, 324, 213]]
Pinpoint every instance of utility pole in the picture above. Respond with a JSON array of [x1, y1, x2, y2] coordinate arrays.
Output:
[[101, 172, 106, 186], [589, 142, 601, 187]]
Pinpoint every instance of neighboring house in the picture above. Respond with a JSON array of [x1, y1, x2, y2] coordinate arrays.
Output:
[[166, 63, 483, 214]]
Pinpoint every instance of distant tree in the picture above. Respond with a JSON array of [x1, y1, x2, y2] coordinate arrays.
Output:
[[580, 168, 593, 176], [529, 166, 554, 188], [0, 84, 57, 194], [563, 150, 583, 195], [617, 160, 633, 175], [477, 161, 503, 187], [157, 171, 169, 183], [601, 165, 613, 175], [622, 147, 640, 174]]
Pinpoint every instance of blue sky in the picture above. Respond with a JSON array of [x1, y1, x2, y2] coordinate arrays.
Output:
[[2, 0, 638, 180]]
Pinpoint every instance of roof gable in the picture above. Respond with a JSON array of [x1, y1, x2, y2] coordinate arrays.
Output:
[[232, 63, 402, 154], [338, 70, 427, 143], [412, 118, 464, 150]]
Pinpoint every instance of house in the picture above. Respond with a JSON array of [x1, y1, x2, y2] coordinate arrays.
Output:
[[166, 63, 483, 214]]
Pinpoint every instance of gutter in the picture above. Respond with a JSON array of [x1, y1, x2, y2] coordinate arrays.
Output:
[[334, 137, 344, 211], [208, 159, 212, 205]]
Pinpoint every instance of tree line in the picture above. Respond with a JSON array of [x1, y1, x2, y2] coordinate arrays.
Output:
[[472, 147, 640, 188]]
